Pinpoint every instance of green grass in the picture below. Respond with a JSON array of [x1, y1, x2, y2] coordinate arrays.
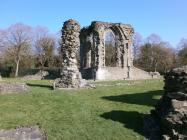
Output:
[[0, 79, 164, 140]]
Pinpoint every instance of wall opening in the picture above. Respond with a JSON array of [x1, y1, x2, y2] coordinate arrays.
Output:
[[104, 31, 116, 67]]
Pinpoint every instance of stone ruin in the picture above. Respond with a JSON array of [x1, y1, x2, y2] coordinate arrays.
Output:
[[55, 19, 82, 88], [0, 82, 28, 94], [0, 73, 29, 95], [145, 66, 187, 139], [80, 21, 153, 80], [0, 125, 47, 140], [54, 19, 157, 88], [80, 21, 134, 80]]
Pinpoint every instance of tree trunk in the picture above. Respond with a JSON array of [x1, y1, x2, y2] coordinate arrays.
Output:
[[40, 57, 44, 80], [154, 62, 157, 72], [15, 59, 20, 77], [41, 64, 44, 80]]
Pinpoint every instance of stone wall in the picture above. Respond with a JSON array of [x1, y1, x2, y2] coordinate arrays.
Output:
[[0, 83, 28, 94], [81, 66, 158, 80], [145, 66, 187, 139], [131, 67, 161, 79], [96, 67, 128, 80]]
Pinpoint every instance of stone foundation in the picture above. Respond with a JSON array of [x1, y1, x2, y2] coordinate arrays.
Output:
[[96, 67, 129, 80], [0, 125, 47, 140], [0, 82, 28, 94]]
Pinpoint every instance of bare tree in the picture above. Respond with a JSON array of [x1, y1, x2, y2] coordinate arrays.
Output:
[[138, 42, 175, 73], [177, 38, 187, 66], [1, 23, 32, 77], [177, 38, 187, 49], [151, 43, 175, 72], [34, 27, 55, 73], [146, 33, 162, 44], [133, 32, 176, 73], [133, 32, 143, 61], [0, 30, 4, 59]]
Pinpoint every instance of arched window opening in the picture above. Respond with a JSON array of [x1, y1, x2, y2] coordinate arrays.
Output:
[[104, 31, 116, 67]]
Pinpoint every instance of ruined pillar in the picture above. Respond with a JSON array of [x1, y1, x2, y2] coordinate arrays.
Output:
[[55, 19, 82, 88]]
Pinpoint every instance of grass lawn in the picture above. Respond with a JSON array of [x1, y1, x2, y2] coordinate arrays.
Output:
[[0, 79, 164, 140]]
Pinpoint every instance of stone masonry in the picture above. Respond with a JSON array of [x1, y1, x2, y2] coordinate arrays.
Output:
[[55, 19, 156, 86], [0, 125, 47, 140], [55, 19, 82, 88], [80, 21, 154, 80], [80, 21, 134, 80], [0, 82, 28, 94], [145, 66, 187, 139]]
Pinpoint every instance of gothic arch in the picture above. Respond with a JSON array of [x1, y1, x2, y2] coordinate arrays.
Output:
[[80, 21, 134, 79]]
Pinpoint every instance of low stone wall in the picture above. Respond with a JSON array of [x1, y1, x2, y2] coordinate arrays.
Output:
[[131, 67, 161, 80], [145, 66, 187, 139], [82, 66, 161, 80], [96, 67, 128, 80], [0, 82, 28, 94], [0, 125, 47, 140], [97, 67, 162, 80]]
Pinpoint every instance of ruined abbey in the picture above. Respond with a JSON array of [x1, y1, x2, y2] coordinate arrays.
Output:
[[55, 19, 154, 88]]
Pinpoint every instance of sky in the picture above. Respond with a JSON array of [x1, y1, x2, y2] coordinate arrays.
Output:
[[0, 0, 187, 47]]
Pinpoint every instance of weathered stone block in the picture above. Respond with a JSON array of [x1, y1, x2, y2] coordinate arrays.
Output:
[[0, 82, 28, 94], [0, 125, 47, 140]]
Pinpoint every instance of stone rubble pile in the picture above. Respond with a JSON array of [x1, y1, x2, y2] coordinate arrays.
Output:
[[145, 66, 187, 139], [55, 19, 82, 88]]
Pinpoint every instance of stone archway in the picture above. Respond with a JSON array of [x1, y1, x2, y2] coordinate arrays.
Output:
[[80, 21, 134, 80], [103, 29, 116, 67]]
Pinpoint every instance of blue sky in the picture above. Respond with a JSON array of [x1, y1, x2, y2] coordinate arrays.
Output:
[[0, 0, 187, 47]]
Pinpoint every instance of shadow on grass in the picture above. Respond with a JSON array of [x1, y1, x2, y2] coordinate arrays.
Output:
[[102, 90, 164, 107], [26, 83, 53, 90], [100, 110, 144, 136]]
